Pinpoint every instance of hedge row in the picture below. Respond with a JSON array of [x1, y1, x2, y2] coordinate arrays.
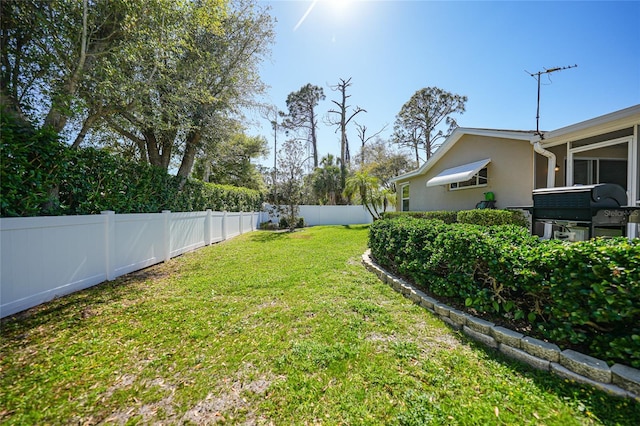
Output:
[[369, 216, 640, 367], [1, 113, 263, 217], [383, 210, 458, 223], [382, 209, 528, 227]]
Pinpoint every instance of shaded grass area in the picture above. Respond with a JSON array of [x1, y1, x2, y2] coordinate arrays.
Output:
[[1, 225, 639, 424]]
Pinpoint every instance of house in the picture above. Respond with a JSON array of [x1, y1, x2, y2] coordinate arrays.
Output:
[[532, 104, 638, 202], [390, 128, 538, 212], [391, 105, 640, 238]]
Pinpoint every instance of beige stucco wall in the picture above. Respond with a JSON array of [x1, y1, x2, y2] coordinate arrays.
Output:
[[396, 134, 534, 212]]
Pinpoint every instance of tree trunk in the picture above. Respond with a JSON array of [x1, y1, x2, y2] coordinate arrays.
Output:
[[177, 129, 201, 178], [144, 130, 162, 167], [310, 117, 319, 168], [202, 161, 211, 183], [160, 130, 175, 170]]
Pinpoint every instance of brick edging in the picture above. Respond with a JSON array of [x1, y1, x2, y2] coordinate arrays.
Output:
[[361, 250, 640, 400]]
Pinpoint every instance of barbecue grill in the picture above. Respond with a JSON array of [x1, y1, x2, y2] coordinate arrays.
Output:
[[518, 184, 639, 240]]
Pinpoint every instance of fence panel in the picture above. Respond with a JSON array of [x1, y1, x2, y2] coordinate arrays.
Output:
[[226, 212, 242, 239], [0, 215, 107, 317], [209, 212, 225, 243], [0, 210, 259, 318], [169, 212, 207, 258], [300, 205, 373, 226], [242, 212, 254, 232], [113, 213, 164, 278], [263, 205, 376, 226]]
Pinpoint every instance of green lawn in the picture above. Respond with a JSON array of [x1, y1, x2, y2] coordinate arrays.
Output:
[[1, 225, 638, 425]]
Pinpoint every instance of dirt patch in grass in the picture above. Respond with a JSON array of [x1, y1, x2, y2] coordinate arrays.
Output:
[[120, 259, 182, 287], [182, 364, 283, 425], [97, 363, 283, 425], [182, 379, 271, 424]]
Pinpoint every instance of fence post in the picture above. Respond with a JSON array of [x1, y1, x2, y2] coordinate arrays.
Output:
[[163, 210, 171, 261], [205, 209, 212, 246], [222, 211, 228, 241], [251, 211, 255, 231], [101, 210, 116, 281], [240, 211, 244, 234]]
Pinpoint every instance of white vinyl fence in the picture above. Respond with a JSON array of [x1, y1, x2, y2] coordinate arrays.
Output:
[[0, 210, 261, 318], [263, 204, 378, 226]]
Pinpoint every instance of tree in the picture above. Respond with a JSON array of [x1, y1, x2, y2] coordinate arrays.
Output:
[[2, 0, 274, 180], [192, 130, 268, 191], [343, 171, 393, 220], [104, 0, 274, 178], [326, 77, 365, 186], [71, 0, 229, 150], [276, 138, 307, 231], [281, 83, 325, 168], [311, 154, 342, 205], [356, 138, 412, 191], [1, 0, 135, 131], [392, 87, 467, 166], [354, 121, 387, 165], [259, 104, 284, 204]]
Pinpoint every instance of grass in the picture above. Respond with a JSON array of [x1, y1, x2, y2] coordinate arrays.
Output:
[[1, 225, 639, 425]]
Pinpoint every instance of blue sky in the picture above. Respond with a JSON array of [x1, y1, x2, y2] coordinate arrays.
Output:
[[249, 0, 640, 168]]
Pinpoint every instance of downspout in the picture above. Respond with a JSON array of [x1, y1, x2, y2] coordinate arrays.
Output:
[[531, 136, 556, 239]]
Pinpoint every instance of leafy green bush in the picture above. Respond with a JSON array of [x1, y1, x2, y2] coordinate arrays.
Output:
[[383, 209, 527, 227], [278, 216, 305, 230], [537, 238, 640, 364], [382, 210, 458, 223], [369, 217, 640, 367], [0, 112, 66, 216], [1, 113, 263, 216], [259, 221, 278, 230], [457, 209, 529, 227]]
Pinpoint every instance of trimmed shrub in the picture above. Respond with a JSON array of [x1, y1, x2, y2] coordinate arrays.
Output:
[[278, 216, 305, 230], [369, 217, 640, 367], [259, 221, 278, 230], [538, 238, 640, 365], [296, 217, 305, 228], [382, 210, 458, 224], [383, 209, 527, 227], [0, 113, 66, 216], [457, 209, 529, 227], [1, 114, 263, 216]]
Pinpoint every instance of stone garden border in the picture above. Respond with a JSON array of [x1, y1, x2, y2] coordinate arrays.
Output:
[[361, 250, 640, 400]]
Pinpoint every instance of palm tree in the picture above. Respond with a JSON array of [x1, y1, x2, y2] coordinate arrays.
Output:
[[344, 171, 394, 220], [312, 154, 342, 205]]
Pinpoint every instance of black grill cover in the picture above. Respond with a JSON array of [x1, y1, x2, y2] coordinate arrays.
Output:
[[532, 184, 627, 221]]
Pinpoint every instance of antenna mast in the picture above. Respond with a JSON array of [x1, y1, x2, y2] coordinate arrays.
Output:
[[527, 64, 577, 136]]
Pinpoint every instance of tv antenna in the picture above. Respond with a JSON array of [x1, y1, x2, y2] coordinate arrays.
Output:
[[526, 64, 577, 137]]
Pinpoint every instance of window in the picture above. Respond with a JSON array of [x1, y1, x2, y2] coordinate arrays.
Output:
[[449, 167, 488, 190], [401, 184, 410, 211], [573, 158, 627, 189], [568, 136, 631, 191]]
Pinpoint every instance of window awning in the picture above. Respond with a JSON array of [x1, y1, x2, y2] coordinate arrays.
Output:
[[426, 158, 491, 187]]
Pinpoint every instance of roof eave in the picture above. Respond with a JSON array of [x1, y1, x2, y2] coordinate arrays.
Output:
[[540, 104, 640, 146]]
